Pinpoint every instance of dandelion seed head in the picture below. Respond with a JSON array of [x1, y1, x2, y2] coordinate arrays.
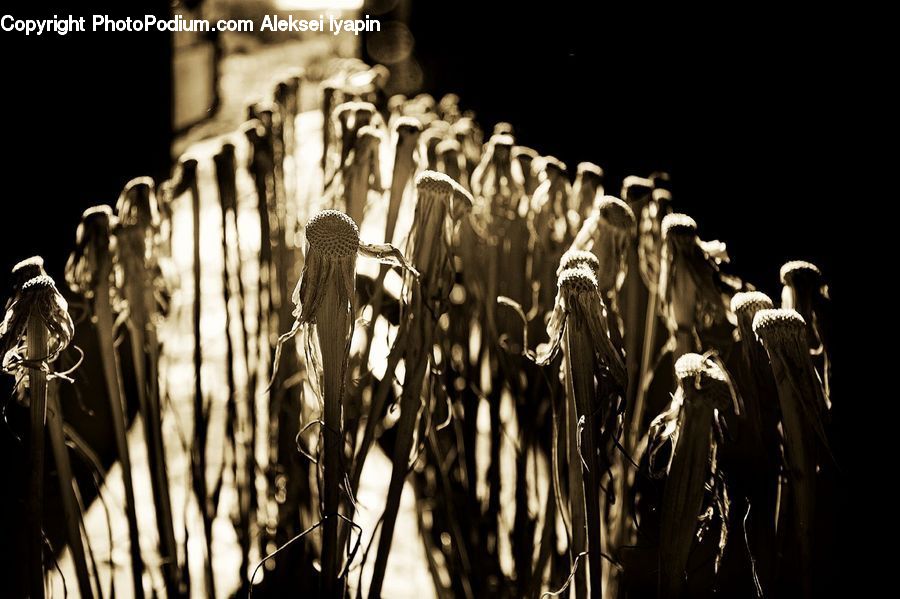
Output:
[[388, 94, 407, 112], [450, 180, 474, 218], [452, 117, 475, 136]]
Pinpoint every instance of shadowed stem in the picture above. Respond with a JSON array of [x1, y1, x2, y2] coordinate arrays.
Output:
[[27, 312, 48, 599], [47, 382, 94, 598]]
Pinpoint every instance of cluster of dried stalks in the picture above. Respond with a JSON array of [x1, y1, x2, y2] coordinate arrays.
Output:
[[0, 59, 835, 599]]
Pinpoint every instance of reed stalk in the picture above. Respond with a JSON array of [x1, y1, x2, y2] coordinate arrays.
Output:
[[557, 266, 627, 598], [213, 142, 257, 591], [1, 272, 75, 599], [342, 125, 384, 226], [66, 205, 148, 598], [368, 171, 463, 599], [730, 291, 779, 595], [47, 381, 94, 598], [295, 210, 359, 597]]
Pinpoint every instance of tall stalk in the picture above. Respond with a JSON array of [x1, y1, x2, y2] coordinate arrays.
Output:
[[368, 172, 465, 599], [67, 206, 147, 598], [294, 210, 359, 597], [47, 381, 94, 598], [753, 308, 830, 598], [213, 142, 256, 591], [115, 178, 181, 597], [1, 271, 75, 599], [653, 353, 734, 597]]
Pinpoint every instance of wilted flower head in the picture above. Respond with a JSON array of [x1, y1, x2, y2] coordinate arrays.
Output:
[[420, 120, 451, 170], [436, 138, 463, 182], [471, 134, 521, 212], [511, 145, 538, 194], [536, 266, 627, 387], [659, 213, 740, 340], [557, 249, 601, 278], [731, 291, 774, 337], [394, 115, 423, 138], [570, 196, 636, 294], [651, 352, 737, 589], [10, 257, 46, 294], [779, 260, 829, 352], [752, 307, 831, 416], [570, 161, 604, 220], [1, 275, 74, 378], [65, 205, 115, 299], [294, 210, 360, 325], [531, 156, 571, 244]]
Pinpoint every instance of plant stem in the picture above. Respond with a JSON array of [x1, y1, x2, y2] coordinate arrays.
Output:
[[368, 290, 433, 599], [317, 274, 351, 598], [565, 318, 604, 599], [27, 310, 48, 599], [94, 271, 145, 598], [46, 382, 94, 598]]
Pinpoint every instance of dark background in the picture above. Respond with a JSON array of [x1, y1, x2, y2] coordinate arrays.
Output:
[[0, 0, 876, 592]]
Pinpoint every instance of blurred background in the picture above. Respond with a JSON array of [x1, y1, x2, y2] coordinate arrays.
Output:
[[0, 0, 866, 593]]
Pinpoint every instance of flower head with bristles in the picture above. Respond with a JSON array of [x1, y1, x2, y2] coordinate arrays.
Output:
[[752, 308, 806, 347], [557, 249, 601, 278], [11, 257, 46, 293], [731, 291, 774, 319], [661, 213, 697, 239], [674, 353, 736, 412], [752, 306, 832, 450], [294, 210, 359, 324], [1, 275, 74, 378], [550, 266, 627, 387], [65, 205, 116, 299]]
